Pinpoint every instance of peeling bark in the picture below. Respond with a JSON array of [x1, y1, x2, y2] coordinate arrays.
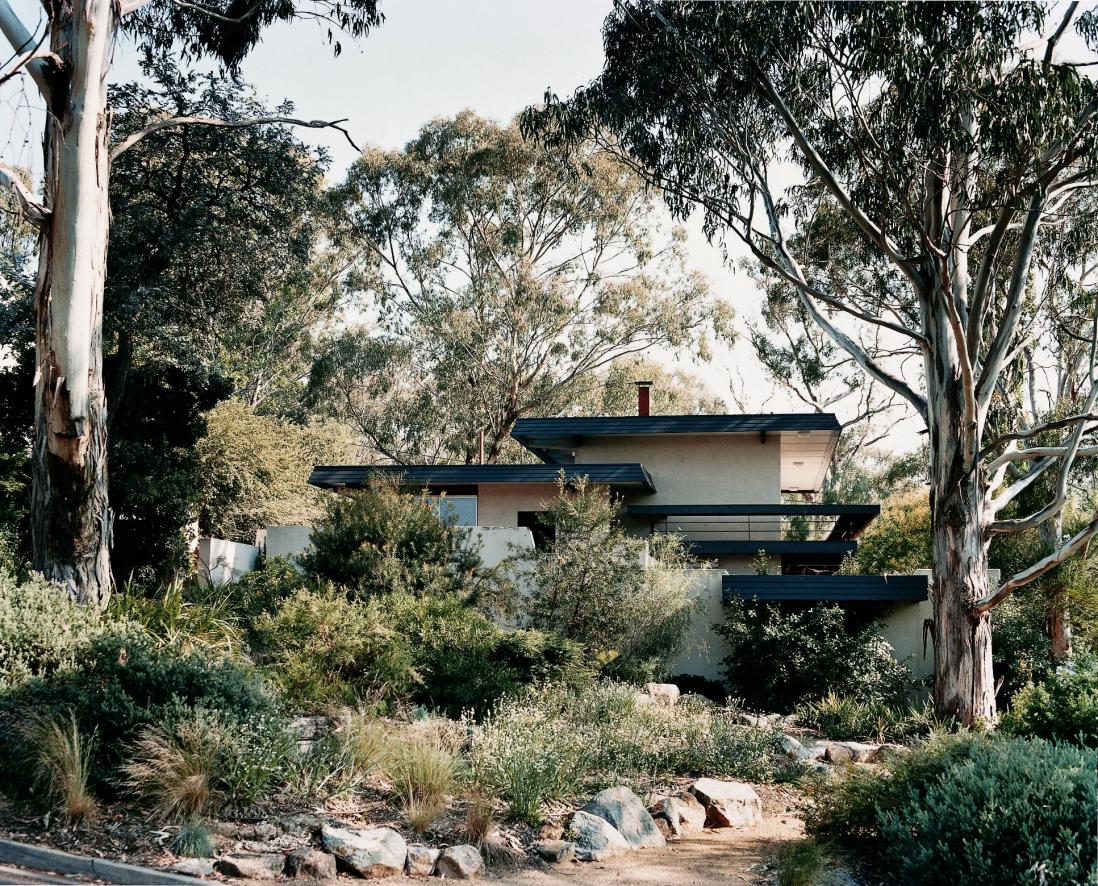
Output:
[[30, 0, 116, 606]]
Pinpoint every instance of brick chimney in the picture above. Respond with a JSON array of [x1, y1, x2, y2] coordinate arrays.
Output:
[[635, 380, 653, 417]]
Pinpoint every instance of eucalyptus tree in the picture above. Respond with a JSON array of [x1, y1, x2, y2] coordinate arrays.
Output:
[[0, 0, 381, 604], [526, 1, 1098, 723], [314, 111, 731, 464]]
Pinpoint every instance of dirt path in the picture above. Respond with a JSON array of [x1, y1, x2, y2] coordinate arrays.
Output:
[[488, 813, 804, 885]]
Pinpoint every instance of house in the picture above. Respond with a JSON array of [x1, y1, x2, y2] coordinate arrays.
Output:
[[307, 382, 933, 682]]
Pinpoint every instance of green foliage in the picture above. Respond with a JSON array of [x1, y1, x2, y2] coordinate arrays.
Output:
[[0, 627, 279, 794], [109, 579, 244, 656], [24, 710, 97, 821], [468, 682, 787, 823], [300, 481, 479, 600], [775, 841, 827, 886], [1001, 657, 1098, 746], [717, 599, 914, 712], [386, 733, 462, 834], [519, 479, 698, 681], [796, 693, 945, 743], [836, 492, 931, 575], [253, 586, 418, 708], [196, 399, 346, 543], [0, 569, 107, 689], [808, 733, 1097, 885], [172, 821, 214, 858], [991, 587, 1057, 700]]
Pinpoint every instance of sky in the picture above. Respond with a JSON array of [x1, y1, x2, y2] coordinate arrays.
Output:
[[1, 0, 925, 452]]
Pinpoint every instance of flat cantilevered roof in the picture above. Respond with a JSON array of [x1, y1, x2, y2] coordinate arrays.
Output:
[[511, 413, 841, 493], [723, 574, 929, 603], [308, 463, 657, 492]]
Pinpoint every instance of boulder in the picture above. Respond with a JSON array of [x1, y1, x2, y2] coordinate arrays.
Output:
[[779, 734, 813, 760], [215, 852, 286, 879], [533, 840, 576, 864], [166, 858, 216, 877], [838, 741, 880, 763], [653, 818, 672, 840], [568, 810, 630, 862], [734, 712, 769, 728], [434, 845, 483, 879], [801, 743, 828, 761], [645, 683, 680, 706], [405, 845, 439, 877], [321, 824, 407, 878], [286, 847, 337, 880], [689, 779, 762, 828], [581, 786, 666, 850], [651, 792, 706, 836], [824, 745, 854, 764]]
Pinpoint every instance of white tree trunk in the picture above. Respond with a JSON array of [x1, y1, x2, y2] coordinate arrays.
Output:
[[30, 0, 116, 605]]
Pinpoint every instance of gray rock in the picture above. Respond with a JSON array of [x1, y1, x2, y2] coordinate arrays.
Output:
[[581, 786, 666, 850], [689, 778, 762, 828], [286, 847, 336, 880], [215, 852, 286, 879], [801, 743, 828, 761], [434, 844, 483, 879], [569, 810, 630, 862], [288, 715, 331, 740], [652, 791, 706, 836], [405, 845, 439, 877], [321, 824, 407, 878], [734, 712, 768, 728], [534, 840, 575, 864], [825, 745, 854, 764], [645, 682, 680, 706], [838, 741, 880, 763], [279, 813, 323, 835], [779, 734, 813, 760], [166, 858, 216, 877]]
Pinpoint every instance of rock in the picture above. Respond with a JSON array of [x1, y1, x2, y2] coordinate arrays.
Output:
[[537, 823, 564, 841], [652, 792, 706, 836], [434, 844, 483, 879], [405, 845, 439, 877], [653, 817, 672, 839], [215, 852, 286, 879], [288, 715, 330, 740], [286, 847, 336, 880], [689, 779, 762, 828], [279, 813, 323, 835], [581, 786, 666, 850], [321, 824, 407, 879], [838, 741, 880, 763], [764, 713, 782, 724], [166, 858, 216, 877], [533, 840, 575, 864], [801, 743, 828, 761], [633, 691, 654, 707], [825, 745, 854, 764], [645, 682, 680, 706], [569, 810, 630, 862], [779, 734, 813, 760]]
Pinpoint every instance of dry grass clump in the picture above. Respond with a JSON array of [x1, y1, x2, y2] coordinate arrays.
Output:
[[342, 710, 390, 775], [386, 731, 461, 834], [120, 717, 220, 820], [24, 711, 97, 821]]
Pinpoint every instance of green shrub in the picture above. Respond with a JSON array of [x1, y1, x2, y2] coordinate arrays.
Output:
[[300, 480, 479, 599], [797, 692, 945, 743], [808, 733, 1097, 885], [224, 557, 309, 627], [1001, 657, 1098, 746], [387, 592, 591, 716], [253, 586, 418, 709], [717, 599, 914, 712], [0, 626, 279, 794], [386, 733, 461, 834], [991, 587, 1057, 700], [109, 579, 244, 656], [172, 820, 214, 858], [0, 569, 105, 689]]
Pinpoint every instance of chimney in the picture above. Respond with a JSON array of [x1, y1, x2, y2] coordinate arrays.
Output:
[[635, 380, 653, 417]]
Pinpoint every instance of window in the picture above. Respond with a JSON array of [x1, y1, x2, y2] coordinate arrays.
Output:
[[429, 495, 478, 527]]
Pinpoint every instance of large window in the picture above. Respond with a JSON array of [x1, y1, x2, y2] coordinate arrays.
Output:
[[429, 495, 478, 527]]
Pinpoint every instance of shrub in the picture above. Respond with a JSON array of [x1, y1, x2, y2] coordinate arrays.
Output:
[[717, 599, 914, 712], [109, 579, 244, 656], [517, 479, 698, 682], [808, 733, 1097, 885], [121, 705, 296, 818], [386, 733, 461, 834], [386, 592, 591, 716], [797, 693, 945, 743], [287, 713, 391, 799], [25, 710, 97, 820], [1001, 657, 1098, 746], [172, 820, 214, 858], [300, 479, 478, 599], [991, 587, 1057, 700], [224, 557, 309, 627], [0, 627, 280, 793], [253, 586, 418, 709], [775, 841, 827, 886], [0, 568, 105, 689]]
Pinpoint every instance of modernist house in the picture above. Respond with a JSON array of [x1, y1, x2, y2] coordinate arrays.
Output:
[[307, 383, 933, 681]]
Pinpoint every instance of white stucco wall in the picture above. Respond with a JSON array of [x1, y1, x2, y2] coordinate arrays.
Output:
[[667, 568, 728, 682], [475, 483, 559, 527], [265, 524, 313, 561], [198, 537, 259, 586], [462, 525, 535, 567]]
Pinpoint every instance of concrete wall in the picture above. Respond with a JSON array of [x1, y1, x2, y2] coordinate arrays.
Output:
[[198, 537, 259, 586], [265, 525, 313, 561], [476, 483, 559, 527], [462, 525, 535, 566], [667, 568, 728, 682]]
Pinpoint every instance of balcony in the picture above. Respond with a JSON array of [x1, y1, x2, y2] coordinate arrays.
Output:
[[625, 503, 880, 557]]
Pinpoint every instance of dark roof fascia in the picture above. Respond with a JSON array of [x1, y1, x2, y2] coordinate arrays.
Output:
[[512, 414, 841, 438], [691, 540, 857, 556], [308, 463, 656, 493], [722, 574, 929, 603], [626, 504, 879, 517]]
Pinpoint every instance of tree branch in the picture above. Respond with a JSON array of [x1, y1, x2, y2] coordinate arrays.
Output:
[[0, 163, 48, 226], [982, 411, 1098, 454], [111, 114, 362, 161], [0, 0, 49, 100]]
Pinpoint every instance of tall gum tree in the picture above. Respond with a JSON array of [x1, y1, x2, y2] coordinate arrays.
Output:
[[0, 0, 381, 604], [525, 1, 1098, 724]]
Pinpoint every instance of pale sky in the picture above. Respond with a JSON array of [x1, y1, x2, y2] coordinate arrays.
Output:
[[1, 0, 925, 451]]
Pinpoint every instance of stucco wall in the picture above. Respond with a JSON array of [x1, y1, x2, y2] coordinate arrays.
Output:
[[198, 537, 259, 586], [475, 483, 559, 527], [265, 524, 313, 561], [667, 568, 728, 682]]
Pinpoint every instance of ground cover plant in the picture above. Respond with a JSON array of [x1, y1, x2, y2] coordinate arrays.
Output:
[[796, 693, 946, 743], [1000, 656, 1098, 746]]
